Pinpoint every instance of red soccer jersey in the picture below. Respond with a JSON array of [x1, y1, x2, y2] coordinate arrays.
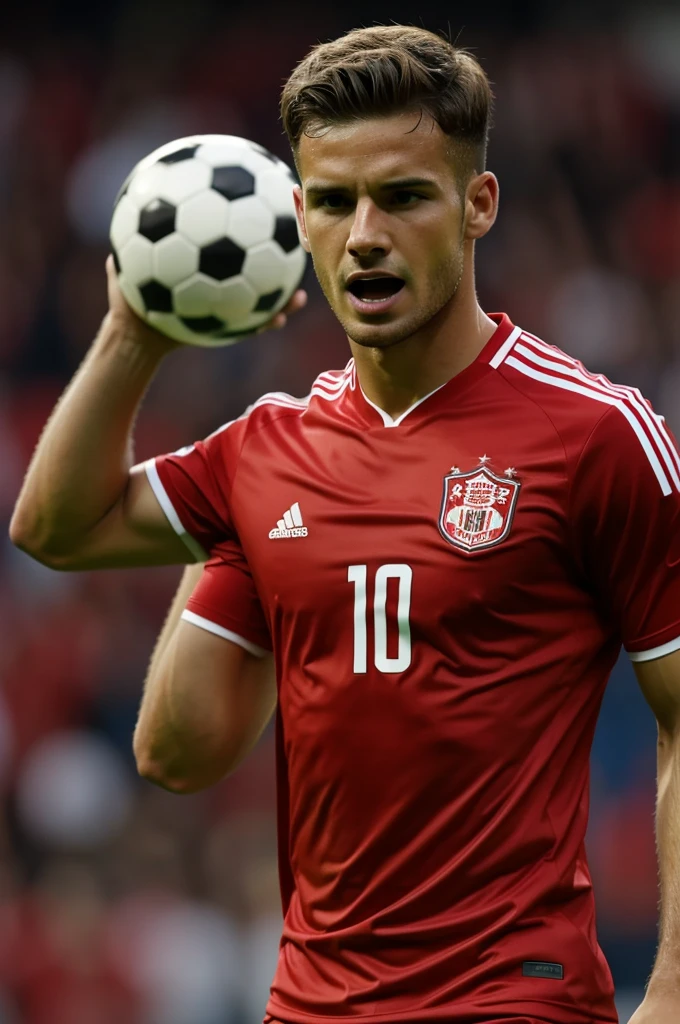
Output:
[[144, 313, 680, 1024]]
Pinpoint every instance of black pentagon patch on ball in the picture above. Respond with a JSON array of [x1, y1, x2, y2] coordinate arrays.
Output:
[[273, 215, 300, 254], [140, 280, 173, 312], [211, 166, 255, 201], [138, 199, 176, 242], [158, 145, 199, 164], [199, 238, 246, 280], [111, 247, 121, 274], [180, 315, 225, 333], [254, 288, 283, 313]]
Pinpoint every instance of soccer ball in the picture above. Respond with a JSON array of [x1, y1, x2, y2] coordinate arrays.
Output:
[[109, 135, 307, 346]]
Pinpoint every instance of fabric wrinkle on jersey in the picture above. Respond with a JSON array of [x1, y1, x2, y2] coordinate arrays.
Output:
[[146, 313, 680, 1024]]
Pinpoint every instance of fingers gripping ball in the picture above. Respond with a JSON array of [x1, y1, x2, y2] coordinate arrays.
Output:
[[109, 135, 307, 346]]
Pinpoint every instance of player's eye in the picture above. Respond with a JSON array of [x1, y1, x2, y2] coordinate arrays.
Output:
[[317, 193, 350, 210], [391, 190, 423, 206]]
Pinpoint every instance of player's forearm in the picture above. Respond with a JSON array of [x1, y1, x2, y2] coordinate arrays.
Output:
[[10, 314, 169, 562], [649, 723, 680, 993]]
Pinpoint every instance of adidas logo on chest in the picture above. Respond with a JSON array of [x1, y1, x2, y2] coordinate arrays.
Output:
[[269, 501, 308, 539]]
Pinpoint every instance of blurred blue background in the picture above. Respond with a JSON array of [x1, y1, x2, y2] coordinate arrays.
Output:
[[1, 0, 678, 1020]]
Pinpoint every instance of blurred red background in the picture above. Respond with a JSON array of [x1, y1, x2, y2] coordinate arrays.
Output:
[[1, 0, 678, 1020]]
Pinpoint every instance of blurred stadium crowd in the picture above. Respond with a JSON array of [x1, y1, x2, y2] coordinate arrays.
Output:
[[2, 0, 679, 1020]]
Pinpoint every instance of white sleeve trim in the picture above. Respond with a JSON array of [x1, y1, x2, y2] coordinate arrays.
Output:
[[181, 610, 270, 658], [144, 459, 207, 562], [627, 634, 680, 663]]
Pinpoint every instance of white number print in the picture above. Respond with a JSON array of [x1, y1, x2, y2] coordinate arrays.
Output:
[[347, 564, 413, 673]]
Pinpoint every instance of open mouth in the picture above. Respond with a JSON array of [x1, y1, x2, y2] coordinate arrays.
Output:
[[347, 277, 405, 302]]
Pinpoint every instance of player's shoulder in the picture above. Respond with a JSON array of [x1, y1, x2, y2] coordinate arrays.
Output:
[[492, 323, 656, 438], [238, 361, 355, 431], [204, 361, 355, 450], [491, 322, 680, 490]]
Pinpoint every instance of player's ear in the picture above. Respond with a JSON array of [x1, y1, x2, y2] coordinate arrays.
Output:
[[293, 186, 311, 253], [464, 171, 499, 241]]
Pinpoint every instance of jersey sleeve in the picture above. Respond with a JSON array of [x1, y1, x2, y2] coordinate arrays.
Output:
[[183, 539, 272, 657], [570, 403, 680, 661], [143, 418, 247, 560]]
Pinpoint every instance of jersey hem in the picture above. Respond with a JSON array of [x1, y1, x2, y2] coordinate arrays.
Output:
[[627, 632, 680, 662], [265, 997, 616, 1024], [181, 609, 271, 657], [144, 458, 207, 562]]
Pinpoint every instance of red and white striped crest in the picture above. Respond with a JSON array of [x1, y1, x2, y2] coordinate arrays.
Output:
[[439, 467, 520, 552]]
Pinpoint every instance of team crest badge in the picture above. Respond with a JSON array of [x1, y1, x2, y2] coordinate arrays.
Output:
[[439, 461, 520, 552]]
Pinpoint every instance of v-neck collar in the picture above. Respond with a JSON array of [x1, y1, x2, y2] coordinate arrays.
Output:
[[349, 313, 518, 429]]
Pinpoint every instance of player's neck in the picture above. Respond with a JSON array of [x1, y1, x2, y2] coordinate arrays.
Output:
[[349, 289, 497, 422]]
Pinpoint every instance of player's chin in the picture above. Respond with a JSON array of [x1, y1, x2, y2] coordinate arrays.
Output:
[[346, 316, 419, 349]]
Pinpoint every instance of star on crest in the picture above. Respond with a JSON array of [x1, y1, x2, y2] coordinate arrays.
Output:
[[504, 467, 517, 478], [450, 465, 461, 474], [478, 454, 490, 465]]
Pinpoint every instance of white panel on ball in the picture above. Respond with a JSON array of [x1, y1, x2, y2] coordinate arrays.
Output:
[[242, 241, 289, 294], [224, 146, 284, 179], [153, 235, 199, 289], [126, 163, 170, 209], [195, 137, 253, 167], [214, 276, 258, 323], [110, 195, 140, 250], [118, 277, 146, 319], [227, 195, 275, 249], [257, 168, 298, 216], [176, 191, 230, 248], [119, 235, 155, 283], [159, 160, 212, 205], [173, 273, 221, 317], [283, 246, 308, 291]]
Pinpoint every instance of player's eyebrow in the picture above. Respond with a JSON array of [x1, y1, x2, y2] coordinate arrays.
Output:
[[379, 177, 437, 190], [304, 176, 437, 196]]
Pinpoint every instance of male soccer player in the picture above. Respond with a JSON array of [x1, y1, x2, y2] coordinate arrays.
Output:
[[10, 25, 680, 1024]]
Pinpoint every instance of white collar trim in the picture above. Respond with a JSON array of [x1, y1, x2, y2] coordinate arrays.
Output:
[[359, 378, 451, 428]]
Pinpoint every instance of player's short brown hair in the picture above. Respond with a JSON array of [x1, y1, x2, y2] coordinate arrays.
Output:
[[281, 25, 493, 178]]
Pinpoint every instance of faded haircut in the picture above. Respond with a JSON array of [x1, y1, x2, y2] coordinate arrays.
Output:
[[281, 25, 493, 180]]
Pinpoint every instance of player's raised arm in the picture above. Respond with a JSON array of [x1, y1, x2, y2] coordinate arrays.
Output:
[[134, 550, 275, 793], [9, 257, 306, 571], [9, 257, 192, 570]]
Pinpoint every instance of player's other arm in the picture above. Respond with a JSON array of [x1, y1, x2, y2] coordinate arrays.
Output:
[[134, 564, 276, 793], [9, 258, 191, 570], [631, 651, 680, 1021], [570, 400, 680, 1021]]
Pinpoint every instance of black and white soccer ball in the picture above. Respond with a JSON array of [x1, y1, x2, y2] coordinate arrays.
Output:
[[109, 135, 306, 346]]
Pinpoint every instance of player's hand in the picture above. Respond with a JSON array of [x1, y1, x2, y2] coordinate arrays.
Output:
[[104, 255, 180, 353], [628, 988, 680, 1023], [257, 288, 308, 332]]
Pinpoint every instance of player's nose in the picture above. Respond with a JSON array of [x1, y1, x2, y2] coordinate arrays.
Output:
[[346, 198, 391, 259]]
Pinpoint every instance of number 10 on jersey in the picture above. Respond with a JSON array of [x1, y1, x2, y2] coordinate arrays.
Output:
[[347, 564, 413, 673]]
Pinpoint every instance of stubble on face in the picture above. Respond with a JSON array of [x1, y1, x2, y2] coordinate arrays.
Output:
[[321, 249, 466, 351]]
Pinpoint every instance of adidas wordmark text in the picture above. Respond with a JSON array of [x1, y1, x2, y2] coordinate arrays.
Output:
[[269, 502, 308, 539]]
